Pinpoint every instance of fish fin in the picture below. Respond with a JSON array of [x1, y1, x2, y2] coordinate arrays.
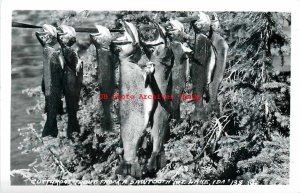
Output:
[[145, 75, 150, 88], [59, 54, 65, 69]]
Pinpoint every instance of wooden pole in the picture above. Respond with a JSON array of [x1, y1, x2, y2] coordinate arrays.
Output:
[[12, 22, 42, 29], [12, 21, 124, 33]]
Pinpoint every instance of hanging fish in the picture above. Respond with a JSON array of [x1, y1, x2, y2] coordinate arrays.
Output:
[[35, 24, 64, 137], [90, 25, 115, 131], [57, 25, 83, 138]]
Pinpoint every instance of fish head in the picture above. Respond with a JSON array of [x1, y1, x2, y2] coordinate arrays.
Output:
[[166, 19, 190, 57], [57, 25, 76, 47], [192, 12, 211, 34], [210, 12, 219, 31], [90, 25, 112, 50], [165, 20, 185, 42], [35, 24, 57, 46], [140, 22, 168, 59], [111, 21, 141, 62]]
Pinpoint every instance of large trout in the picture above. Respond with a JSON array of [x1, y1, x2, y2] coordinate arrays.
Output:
[[90, 25, 115, 131], [57, 25, 83, 138], [36, 24, 63, 138]]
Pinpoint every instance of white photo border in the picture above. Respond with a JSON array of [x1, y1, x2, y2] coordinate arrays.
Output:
[[1, 0, 300, 192]]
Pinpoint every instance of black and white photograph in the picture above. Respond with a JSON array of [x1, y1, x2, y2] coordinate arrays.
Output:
[[1, 0, 300, 192]]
